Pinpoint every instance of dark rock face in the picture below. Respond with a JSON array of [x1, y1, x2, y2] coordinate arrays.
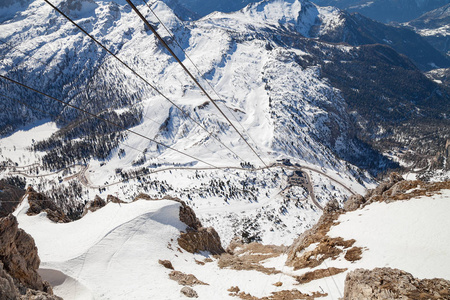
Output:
[[82, 195, 107, 216], [178, 201, 202, 231], [0, 179, 25, 218], [26, 187, 71, 223], [180, 286, 198, 298], [0, 215, 61, 299], [175, 199, 225, 255], [178, 227, 225, 255], [344, 268, 450, 300]]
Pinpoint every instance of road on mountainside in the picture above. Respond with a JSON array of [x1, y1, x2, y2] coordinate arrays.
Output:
[[7, 164, 83, 179], [9, 159, 357, 211], [75, 162, 358, 212]]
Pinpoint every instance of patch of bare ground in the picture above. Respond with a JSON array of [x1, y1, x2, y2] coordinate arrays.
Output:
[[286, 199, 358, 270], [218, 240, 287, 275], [233, 289, 327, 300], [296, 267, 347, 284], [169, 271, 208, 286]]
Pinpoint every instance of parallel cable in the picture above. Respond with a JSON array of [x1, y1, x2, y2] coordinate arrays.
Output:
[[0, 92, 170, 180], [141, 0, 270, 164], [43, 0, 246, 164], [0, 42, 231, 164], [125, 0, 268, 167], [0, 74, 219, 168]]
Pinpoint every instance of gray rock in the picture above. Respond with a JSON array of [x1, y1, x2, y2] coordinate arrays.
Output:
[[180, 286, 198, 298]]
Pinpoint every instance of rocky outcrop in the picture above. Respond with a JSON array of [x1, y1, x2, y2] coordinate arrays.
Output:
[[178, 227, 225, 255], [286, 199, 354, 269], [180, 286, 198, 298], [343, 268, 450, 300], [0, 215, 61, 299], [169, 271, 208, 286], [158, 259, 174, 270], [218, 241, 285, 275], [178, 202, 202, 230], [296, 267, 347, 284], [173, 198, 224, 255], [344, 172, 450, 212], [82, 195, 106, 216], [0, 179, 25, 218], [343, 194, 365, 212], [288, 175, 450, 270], [25, 187, 71, 223], [106, 194, 125, 204]]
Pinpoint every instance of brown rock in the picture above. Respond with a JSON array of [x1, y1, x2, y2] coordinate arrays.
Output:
[[82, 195, 106, 216], [180, 286, 198, 298], [178, 201, 202, 230], [178, 227, 225, 255], [26, 188, 71, 223], [169, 271, 208, 286], [158, 259, 174, 270], [133, 193, 153, 201], [296, 267, 347, 284], [344, 247, 363, 262], [344, 268, 450, 300], [0, 215, 61, 299], [106, 194, 125, 204], [343, 194, 365, 212], [389, 172, 404, 184], [273, 282, 283, 287], [0, 215, 43, 291], [0, 180, 25, 218], [323, 198, 340, 214], [0, 261, 20, 300]]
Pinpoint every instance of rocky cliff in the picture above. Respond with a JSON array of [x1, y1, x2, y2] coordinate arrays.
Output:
[[0, 214, 61, 299], [344, 268, 450, 300]]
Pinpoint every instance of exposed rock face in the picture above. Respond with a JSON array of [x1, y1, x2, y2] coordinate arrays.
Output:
[[158, 259, 174, 270], [169, 271, 208, 286], [174, 198, 225, 255], [344, 268, 450, 300], [0, 215, 61, 299], [178, 227, 225, 255], [133, 193, 153, 201], [343, 194, 365, 212], [178, 201, 202, 230], [180, 286, 198, 298], [26, 187, 71, 223], [288, 175, 450, 271], [82, 195, 106, 216], [296, 267, 347, 284], [286, 199, 350, 269], [0, 261, 20, 300], [106, 194, 125, 204], [0, 179, 25, 218]]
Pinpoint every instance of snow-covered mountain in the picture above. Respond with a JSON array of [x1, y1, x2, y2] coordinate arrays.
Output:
[[0, 0, 449, 249], [311, 0, 450, 23], [405, 3, 450, 56]]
